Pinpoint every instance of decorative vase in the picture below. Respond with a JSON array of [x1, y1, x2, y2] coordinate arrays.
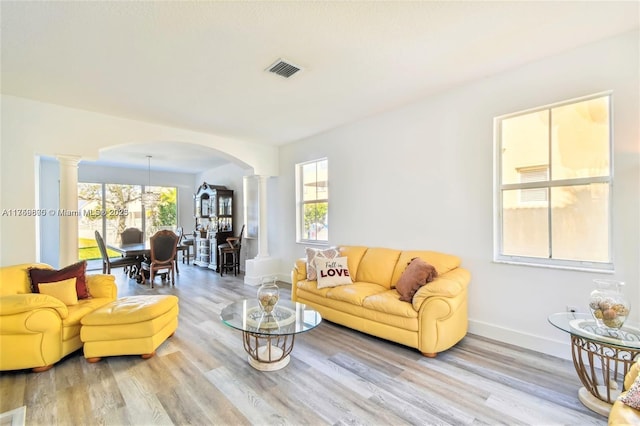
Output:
[[589, 279, 630, 330], [257, 277, 279, 314]]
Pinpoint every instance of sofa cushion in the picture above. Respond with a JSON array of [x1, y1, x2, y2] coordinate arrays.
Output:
[[325, 282, 387, 306], [296, 279, 332, 298], [338, 246, 369, 279], [305, 247, 339, 281], [316, 257, 353, 289], [355, 248, 401, 289], [391, 251, 461, 287], [395, 258, 438, 302], [29, 261, 90, 299], [38, 278, 79, 306], [362, 290, 419, 318]]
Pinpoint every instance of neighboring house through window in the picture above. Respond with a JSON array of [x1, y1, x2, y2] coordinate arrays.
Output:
[[494, 93, 612, 271], [296, 158, 328, 243]]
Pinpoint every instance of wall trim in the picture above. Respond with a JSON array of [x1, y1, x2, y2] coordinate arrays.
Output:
[[469, 318, 572, 361]]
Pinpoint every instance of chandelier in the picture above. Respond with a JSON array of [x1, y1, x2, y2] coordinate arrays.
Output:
[[141, 155, 160, 207]]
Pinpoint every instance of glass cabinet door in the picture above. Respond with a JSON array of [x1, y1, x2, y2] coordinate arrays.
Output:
[[218, 194, 232, 216], [200, 194, 210, 217]]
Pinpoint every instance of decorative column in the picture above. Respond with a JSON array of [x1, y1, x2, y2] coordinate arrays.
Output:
[[256, 175, 270, 258], [244, 175, 279, 286], [57, 155, 81, 267]]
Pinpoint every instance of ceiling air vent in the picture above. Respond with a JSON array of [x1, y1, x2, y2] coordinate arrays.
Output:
[[266, 58, 303, 78]]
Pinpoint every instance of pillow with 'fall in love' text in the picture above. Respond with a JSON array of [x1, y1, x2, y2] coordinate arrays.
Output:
[[316, 256, 352, 289]]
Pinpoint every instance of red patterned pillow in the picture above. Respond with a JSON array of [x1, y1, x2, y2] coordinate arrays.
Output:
[[29, 260, 91, 299], [305, 247, 339, 281]]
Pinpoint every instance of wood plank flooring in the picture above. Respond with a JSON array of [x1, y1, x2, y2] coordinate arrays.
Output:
[[1, 262, 607, 425]]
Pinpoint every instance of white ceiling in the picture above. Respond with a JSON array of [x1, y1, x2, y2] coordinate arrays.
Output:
[[2, 1, 638, 173]]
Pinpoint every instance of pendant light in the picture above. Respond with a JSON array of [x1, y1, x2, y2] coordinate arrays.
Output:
[[141, 155, 160, 207]]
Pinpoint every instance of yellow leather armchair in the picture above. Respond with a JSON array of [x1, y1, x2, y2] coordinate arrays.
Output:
[[0, 263, 117, 372], [609, 359, 640, 425]]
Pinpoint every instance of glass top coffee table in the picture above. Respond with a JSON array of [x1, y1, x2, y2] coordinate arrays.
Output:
[[548, 312, 640, 416], [220, 299, 322, 371]]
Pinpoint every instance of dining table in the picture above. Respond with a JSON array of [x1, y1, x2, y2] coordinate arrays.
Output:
[[107, 241, 187, 283]]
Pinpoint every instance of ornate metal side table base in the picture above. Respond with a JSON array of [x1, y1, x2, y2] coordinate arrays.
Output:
[[571, 334, 640, 416]]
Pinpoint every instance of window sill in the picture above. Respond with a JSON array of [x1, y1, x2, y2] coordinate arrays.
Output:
[[493, 259, 615, 274]]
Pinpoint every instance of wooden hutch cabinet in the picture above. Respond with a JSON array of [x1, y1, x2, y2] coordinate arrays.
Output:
[[193, 182, 234, 271]]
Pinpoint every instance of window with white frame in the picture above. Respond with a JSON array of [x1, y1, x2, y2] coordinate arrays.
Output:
[[296, 158, 328, 243], [494, 93, 613, 270]]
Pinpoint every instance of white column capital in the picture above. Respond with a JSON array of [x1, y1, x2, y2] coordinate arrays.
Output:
[[56, 154, 81, 167]]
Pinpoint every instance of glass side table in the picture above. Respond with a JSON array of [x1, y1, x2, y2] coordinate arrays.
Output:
[[221, 299, 322, 371], [548, 312, 640, 416]]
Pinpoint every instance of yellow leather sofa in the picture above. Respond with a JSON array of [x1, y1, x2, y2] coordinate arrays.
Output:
[[291, 246, 471, 357], [0, 263, 117, 372], [609, 359, 640, 425]]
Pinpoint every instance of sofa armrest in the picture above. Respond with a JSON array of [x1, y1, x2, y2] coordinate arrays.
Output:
[[0, 293, 68, 318], [291, 258, 308, 302], [292, 258, 307, 284], [412, 268, 470, 311], [86, 274, 118, 300]]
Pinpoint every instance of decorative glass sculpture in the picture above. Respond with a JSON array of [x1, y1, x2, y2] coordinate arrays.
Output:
[[589, 279, 630, 330], [257, 277, 279, 314]]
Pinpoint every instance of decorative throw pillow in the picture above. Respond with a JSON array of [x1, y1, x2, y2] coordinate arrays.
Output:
[[620, 373, 640, 410], [395, 257, 438, 302], [305, 247, 339, 281], [29, 260, 90, 299], [37, 277, 79, 306], [316, 256, 353, 289]]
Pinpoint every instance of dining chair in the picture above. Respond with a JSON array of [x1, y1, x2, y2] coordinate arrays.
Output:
[[120, 227, 144, 244], [176, 226, 194, 265], [141, 230, 179, 288], [120, 227, 143, 274], [95, 230, 140, 275], [218, 224, 244, 276]]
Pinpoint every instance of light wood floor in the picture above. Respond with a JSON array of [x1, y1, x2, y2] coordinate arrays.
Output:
[[1, 262, 606, 425]]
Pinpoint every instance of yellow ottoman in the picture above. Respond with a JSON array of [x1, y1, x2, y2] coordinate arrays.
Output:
[[80, 295, 179, 362]]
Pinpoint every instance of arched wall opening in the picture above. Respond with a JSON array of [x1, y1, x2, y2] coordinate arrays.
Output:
[[1, 94, 278, 265]]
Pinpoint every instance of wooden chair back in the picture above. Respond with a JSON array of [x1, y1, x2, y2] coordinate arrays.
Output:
[[121, 227, 144, 244]]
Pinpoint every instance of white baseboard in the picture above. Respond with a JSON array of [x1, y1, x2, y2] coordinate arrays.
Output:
[[0, 406, 26, 426], [469, 318, 572, 361], [276, 271, 572, 360]]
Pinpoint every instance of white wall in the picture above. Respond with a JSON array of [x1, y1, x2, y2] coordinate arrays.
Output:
[[0, 96, 278, 265], [276, 31, 640, 359]]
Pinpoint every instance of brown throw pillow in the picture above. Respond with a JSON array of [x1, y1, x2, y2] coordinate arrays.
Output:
[[29, 260, 91, 299], [395, 257, 437, 302]]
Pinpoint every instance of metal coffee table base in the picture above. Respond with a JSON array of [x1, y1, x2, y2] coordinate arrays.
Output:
[[243, 331, 295, 371]]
